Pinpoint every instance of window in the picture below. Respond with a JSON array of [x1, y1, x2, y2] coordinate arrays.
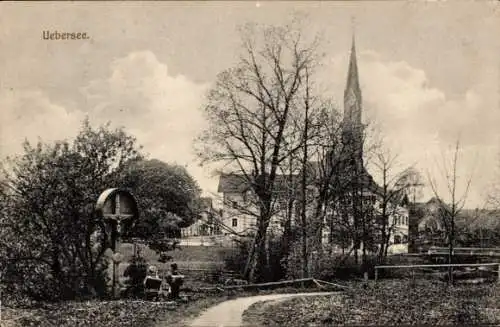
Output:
[[232, 218, 238, 227], [394, 235, 402, 244]]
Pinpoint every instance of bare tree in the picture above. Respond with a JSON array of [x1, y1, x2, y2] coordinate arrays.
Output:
[[371, 150, 422, 262], [196, 21, 321, 282], [427, 138, 473, 283]]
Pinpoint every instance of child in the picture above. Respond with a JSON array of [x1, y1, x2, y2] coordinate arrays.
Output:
[[165, 263, 184, 300], [143, 265, 162, 300]]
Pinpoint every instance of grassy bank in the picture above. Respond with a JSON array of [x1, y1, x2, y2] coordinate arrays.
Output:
[[242, 280, 500, 326], [1, 292, 229, 327], [1, 285, 328, 327]]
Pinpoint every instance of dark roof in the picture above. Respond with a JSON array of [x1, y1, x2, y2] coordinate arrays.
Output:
[[217, 174, 251, 193], [217, 173, 297, 194]]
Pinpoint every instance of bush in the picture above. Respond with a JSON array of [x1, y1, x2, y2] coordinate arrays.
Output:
[[123, 252, 148, 298], [285, 244, 413, 280], [0, 120, 142, 301], [222, 236, 287, 282]]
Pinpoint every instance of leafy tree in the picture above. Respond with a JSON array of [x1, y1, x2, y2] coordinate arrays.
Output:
[[0, 119, 142, 300], [117, 159, 203, 241]]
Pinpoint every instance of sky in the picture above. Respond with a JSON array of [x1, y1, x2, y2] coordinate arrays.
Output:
[[1, 2, 499, 208]]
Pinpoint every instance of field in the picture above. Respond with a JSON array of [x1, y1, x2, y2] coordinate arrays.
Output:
[[116, 243, 239, 286], [242, 279, 500, 326], [119, 243, 236, 264]]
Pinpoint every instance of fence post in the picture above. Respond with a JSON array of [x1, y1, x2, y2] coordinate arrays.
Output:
[[375, 267, 378, 283], [497, 263, 500, 284]]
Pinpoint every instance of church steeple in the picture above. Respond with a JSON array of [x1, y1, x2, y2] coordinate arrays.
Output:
[[342, 34, 364, 166], [343, 34, 362, 128]]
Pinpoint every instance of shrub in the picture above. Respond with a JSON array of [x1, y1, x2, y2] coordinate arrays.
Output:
[[222, 236, 287, 282], [123, 252, 148, 298], [0, 120, 142, 301]]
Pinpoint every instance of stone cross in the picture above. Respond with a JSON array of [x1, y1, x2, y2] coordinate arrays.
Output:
[[96, 188, 138, 298]]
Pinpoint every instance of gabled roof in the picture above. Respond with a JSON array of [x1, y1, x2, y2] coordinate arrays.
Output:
[[217, 173, 298, 194], [217, 174, 250, 193]]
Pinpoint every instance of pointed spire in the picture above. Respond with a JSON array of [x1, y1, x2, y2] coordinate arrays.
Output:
[[344, 33, 361, 101], [342, 30, 364, 164]]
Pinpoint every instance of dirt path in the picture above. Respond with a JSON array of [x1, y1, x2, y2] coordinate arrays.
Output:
[[188, 292, 336, 327]]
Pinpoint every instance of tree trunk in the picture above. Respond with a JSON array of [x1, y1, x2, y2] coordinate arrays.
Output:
[[448, 215, 455, 284], [246, 204, 272, 283]]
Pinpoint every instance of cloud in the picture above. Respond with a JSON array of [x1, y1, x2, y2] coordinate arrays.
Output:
[[1, 48, 497, 206], [0, 89, 84, 157], [1, 51, 215, 195], [82, 51, 214, 193]]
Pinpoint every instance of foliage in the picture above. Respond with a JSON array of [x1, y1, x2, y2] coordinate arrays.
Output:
[[117, 159, 202, 240], [285, 243, 383, 280], [122, 249, 148, 299], [0, 119, 142, 301], [146, 238, 180, 263], [223, 236, 287, 282]]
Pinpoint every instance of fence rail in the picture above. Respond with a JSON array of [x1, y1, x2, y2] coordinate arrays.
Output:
[[427, 247, 500, 256], [374, 262, 500, 282]]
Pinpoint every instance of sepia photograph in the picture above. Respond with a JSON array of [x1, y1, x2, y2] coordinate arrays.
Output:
[[1, 1, 499, 326]]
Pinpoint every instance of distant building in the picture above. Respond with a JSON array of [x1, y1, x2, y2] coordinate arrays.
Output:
[[408, 198, 500, 252], [217, 174, 290, 235], [181, 197, 221, 237]]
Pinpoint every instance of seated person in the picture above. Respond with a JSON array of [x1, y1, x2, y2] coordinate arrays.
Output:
[[143, 265, 162, 300], [165, 263, 184, 299]]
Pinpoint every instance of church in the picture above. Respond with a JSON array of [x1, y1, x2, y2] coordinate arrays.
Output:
[[217, 36, 409, 254]]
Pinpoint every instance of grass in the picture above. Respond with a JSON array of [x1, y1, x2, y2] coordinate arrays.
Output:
[[119, 243, 235, 264], [116, 243, 239, 285], [242, 279, 500, 326], [1, 286, 330, 327]]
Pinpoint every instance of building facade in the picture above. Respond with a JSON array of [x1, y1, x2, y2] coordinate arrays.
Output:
[[181, 197, 222, 237]]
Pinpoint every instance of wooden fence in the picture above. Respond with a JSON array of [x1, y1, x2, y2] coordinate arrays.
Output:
[[374, 262, 500, 283], [427, 247, 500, 257]]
